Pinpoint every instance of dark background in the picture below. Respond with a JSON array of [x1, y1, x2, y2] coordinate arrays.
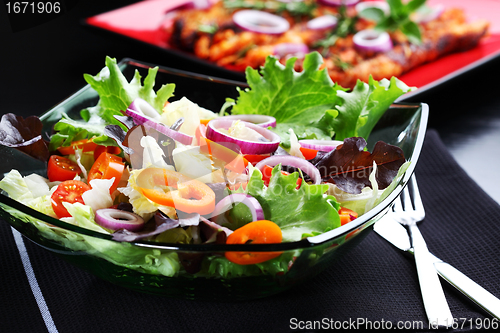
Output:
[[1, 0, 499, 203]]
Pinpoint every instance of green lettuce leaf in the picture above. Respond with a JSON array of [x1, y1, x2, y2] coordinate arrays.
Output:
[[82, 56, 175, 125], [232, 52, 341, 123], [230, 52, 413, 144], [331, 76, 414, 141], [0, 170, 56, 217], [243, 166, 341, 242], [49, 56, 175, 150], [201, 251, 295, 278], [48, 117, 108, 151], [231, 52, 343, 142]]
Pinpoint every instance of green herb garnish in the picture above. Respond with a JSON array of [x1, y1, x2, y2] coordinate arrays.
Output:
[[361, 0, 426, 44], [314, 5, 358, 53], [198, 23, 218, 34]]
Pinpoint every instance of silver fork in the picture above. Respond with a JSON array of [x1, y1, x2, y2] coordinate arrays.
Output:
[[391, 175, 454, 328]]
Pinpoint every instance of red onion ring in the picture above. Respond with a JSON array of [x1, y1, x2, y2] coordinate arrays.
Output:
[[274, 43, 309, 58], [306, 15, 338, 30], [254, 155, 321, 185], [221, 115, 276, 128], [318, 0, 360, 7], [213, 193, 265, 222], [128, 98, 161, 120], [125, 108, 193, 145], [299, 139, 343, 152], [353, 29, 393, 53], [413, 4, 444, 23], [232, 10, 290, 35], [355, 1, 390, 16], [206, 118, 280, 155], [95, 208, 145, 232]]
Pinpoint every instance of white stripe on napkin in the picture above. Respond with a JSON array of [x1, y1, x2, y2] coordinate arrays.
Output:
[[12, 227, 59, 333]]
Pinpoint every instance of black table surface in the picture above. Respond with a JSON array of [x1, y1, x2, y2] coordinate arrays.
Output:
[[1, 1, 500, 332]]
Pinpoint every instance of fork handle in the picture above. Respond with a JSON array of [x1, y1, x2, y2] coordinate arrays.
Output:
[[409, 224, 455, 328], [432, 257, 500, 320]]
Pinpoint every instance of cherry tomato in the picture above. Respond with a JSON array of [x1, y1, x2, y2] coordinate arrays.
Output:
[[51, 180, 91, 218], [93, 145, 122, 160], [299, 147, 319, 160], [88, 152, 125, 194], [225, 220, 282, 265], [57, 139, 97, 156], [47, 155, 81, 182]]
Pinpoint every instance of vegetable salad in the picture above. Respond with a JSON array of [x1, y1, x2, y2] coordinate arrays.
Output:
[[0, 52, 412, 277]]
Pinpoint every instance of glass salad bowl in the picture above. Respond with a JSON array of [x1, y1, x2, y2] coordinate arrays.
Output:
[[0, 58, 428, 300]]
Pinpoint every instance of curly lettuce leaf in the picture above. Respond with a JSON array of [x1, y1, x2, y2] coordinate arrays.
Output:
[[243, 166, 341, 242], [82, 56, 175, 124], [48, 116, 108, 151], [233, 52, 341, 123], [231, 52, 343, 141], [331, 76, 414, 141], [230, 52, 413, 143], [49, 56, 175, 150]]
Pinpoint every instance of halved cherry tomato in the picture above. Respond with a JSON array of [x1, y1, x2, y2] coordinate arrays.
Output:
[[261, 165, 302, 188], [93, 145, 121, 160], [299, 147, 319, 160], [339, 207, 358, 226], [47, 155, 81, 182], [87, 152, 125, 194], [225, 220, 282, 265], [51, 180, 91, 218], [136, 168, 216, 215], [57, 139, 97, 156], [199, 137, 248, 173]]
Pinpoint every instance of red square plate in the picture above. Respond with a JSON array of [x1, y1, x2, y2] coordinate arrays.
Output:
[[85, 0, 500, 93]]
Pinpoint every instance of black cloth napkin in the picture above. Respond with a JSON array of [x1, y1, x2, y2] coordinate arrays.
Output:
[[1, 129, 499, 333]]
